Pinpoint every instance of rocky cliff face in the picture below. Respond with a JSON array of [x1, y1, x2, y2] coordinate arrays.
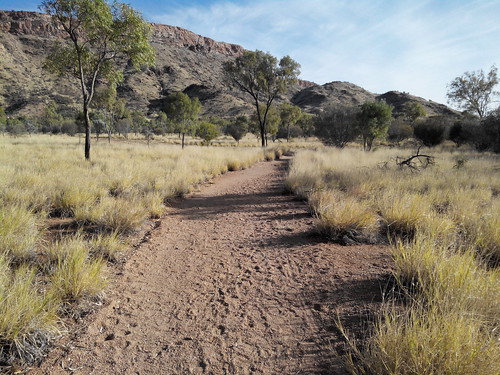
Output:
[[0, 10, 456, 119], [0, 10, 244, 56]]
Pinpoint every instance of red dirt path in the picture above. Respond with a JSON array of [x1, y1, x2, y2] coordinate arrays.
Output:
[[30, 158, 391, 375]]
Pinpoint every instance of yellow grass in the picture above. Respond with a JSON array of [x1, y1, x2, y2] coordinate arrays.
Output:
[[0, 134, 268, 365], [286, 146, 500, 374], [0, 255, 60, 364]]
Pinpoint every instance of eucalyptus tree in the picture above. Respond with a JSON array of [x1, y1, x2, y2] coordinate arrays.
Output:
[[41, 0, 155, 159], [358, 101, 393, 151], [163, 92, 201, 149], [223, 50, 300, 147], [279, 103, 303, 142], [447, 65, 498, 118]]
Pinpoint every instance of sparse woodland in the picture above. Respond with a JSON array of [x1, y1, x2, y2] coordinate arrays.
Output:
[[0, 2, 500, 374]]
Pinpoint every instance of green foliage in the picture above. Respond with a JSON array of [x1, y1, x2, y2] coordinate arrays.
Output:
[[163, 92, 201, 148], [402, 101, 426, 124], [278, 103, 303, 141], [196, 121, 220, 145], [92, 85, 126, 142], [153, 111, 168, 135], [225, 115, 249, 143], [297, 112, 315, 137], [60, 118, 78, 136], [388, 118, 413, 144], [251, 103, 279, 141], [480, 107, 500, 153], [6, 118, 26, 136], [447, 65, 499, 118], [223, 50, 300, 147], [41, 0, 155, 159], [413, 116, 449, 147], [38, 100, 62, 134], [448, 119, 479, 147], [314, 105, 360, 148], [358, 101, 393, 150]]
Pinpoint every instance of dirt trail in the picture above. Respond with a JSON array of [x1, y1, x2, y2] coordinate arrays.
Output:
[[31, 159, 391, 375]]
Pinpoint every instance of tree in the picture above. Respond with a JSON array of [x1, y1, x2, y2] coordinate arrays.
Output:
[[61, 118, 78, 135], [225, 115, 249, 144], [39, 100, 62, 134], [388, 118, 413, 145], [92, 84, 125, 143], [447, 65, 498, 118], [480, 107, 500, 153], [223, 50, 300, 147], [402, 101, 426, 124], [250, 103, 279, 142], [196, 121, 220, 145], [413, 116, 449, 147], [163, 92, 201, 148], [152, 112, 168, 135], [116, 117, 131, 138], [92, 111, 106, 141], [6, 118, 25, 136], [41, 0, 155, 159], [278, 103, 302, 142], [315, 105, 360, 148], [358, 101, 393, 151], [297, 113, 315, 137], [448, 118, 479, 147]]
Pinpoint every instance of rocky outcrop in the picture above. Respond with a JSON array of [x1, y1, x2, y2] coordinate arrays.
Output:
[[376, 91, 458, 117], [291, 81, 375, 113], [0, 10, 63, 37], [152, 24, 243, 56], [0, 10, 244, 56]]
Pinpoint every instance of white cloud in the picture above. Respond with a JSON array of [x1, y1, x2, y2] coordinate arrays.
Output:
[[150, 0, 500, 104]]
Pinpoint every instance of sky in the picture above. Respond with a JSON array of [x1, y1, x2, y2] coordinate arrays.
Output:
[[1, 0, 499, 106]]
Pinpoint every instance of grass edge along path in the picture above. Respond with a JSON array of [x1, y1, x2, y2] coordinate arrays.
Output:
[[286, 147, 500, 375]]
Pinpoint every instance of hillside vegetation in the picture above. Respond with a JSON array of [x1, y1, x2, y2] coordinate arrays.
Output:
[[0, 10, 455, 119]]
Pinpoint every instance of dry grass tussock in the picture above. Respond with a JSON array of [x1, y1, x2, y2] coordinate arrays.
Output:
[[0, 135, 267, 366], [287, 147, 500, 374]]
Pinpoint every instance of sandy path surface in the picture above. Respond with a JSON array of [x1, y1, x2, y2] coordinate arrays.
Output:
[[31, 158, 391, 375]]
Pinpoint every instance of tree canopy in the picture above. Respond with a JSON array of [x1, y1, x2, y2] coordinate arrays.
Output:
[[447, 65, 498, 118], [402, 101, 426, 124], [41, 0, 155, 159], [163, 92, 201, 148], [315, 105, 360, 148], [278, 103, 302, 142], [223, 50, 300, 147], [358, 101, 393, 151], [225, 115, 249, 144]]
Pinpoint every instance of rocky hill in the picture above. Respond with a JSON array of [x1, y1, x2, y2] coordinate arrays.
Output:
[[0, 10, 456, 119]]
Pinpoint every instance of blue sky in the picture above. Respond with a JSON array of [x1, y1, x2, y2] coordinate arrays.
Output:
[[1, 0, 499, 106]]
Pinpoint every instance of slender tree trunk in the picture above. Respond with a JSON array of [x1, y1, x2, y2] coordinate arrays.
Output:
[[182, 133, 185, 149], [84, 102, 91, 160], [260, 124, 266, 147]]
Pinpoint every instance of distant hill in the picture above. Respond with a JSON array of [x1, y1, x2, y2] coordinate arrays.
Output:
[[0, 10, 458, 119]]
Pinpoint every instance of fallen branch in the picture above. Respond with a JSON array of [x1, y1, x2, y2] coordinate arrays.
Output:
[[396, 146, 434, 170]]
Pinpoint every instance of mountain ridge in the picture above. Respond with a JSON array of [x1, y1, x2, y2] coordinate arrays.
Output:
[[0, 10, 457, 119]]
